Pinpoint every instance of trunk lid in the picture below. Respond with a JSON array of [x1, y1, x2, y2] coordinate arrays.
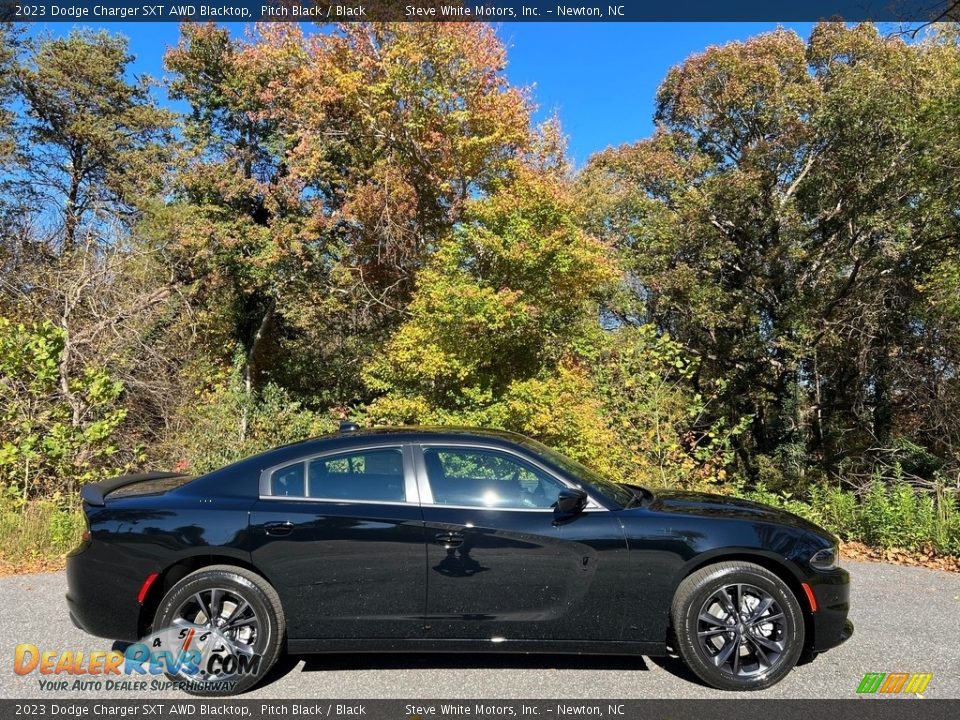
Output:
[[80, 472, 195, 506]]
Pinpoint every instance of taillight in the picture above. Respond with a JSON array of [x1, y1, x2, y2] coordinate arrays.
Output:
[[81, 530, 91, 542]]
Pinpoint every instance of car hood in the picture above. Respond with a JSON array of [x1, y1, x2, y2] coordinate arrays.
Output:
[[647, 490, 831, 537]]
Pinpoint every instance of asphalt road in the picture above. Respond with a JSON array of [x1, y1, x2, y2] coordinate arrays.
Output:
[[1, 560, 958, 700]]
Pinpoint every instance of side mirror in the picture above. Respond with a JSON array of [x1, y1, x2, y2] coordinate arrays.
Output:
[[555, 488, 588, 515]]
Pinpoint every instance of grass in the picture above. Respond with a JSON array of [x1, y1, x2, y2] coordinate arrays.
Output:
[[0, 497, 85, 575]]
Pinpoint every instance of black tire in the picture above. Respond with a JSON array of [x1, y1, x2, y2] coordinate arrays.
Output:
[[152, 565, 285, 696], [671, 561, 804, 691]]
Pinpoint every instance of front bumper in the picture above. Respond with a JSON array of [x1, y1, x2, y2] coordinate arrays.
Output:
[[809, 566, 853, 652]]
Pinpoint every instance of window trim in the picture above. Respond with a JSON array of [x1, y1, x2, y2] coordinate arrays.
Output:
[[258, 443, 417, 505], [412, 442, 606, 512]]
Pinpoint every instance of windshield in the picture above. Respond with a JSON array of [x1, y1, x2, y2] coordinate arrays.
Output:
[[519, 438, 637, 508]]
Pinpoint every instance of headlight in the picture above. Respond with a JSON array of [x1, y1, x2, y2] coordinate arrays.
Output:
[[809, 545, 839, 571]]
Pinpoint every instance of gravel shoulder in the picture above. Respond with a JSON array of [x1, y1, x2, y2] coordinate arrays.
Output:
[[1, 560, 958, 699]]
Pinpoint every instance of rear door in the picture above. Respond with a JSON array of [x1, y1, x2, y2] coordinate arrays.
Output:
[[415, 443, 629, 642], [248, 443, 426, 640]]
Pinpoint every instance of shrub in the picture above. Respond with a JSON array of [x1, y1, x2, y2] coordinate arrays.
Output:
[[161, 372, 338, 475], [808, 483, 858, 537], [591, 324, 748, 488], [737, 476, 960, 557], [0, 318, 127, 499], [859, 481, 898, 547]]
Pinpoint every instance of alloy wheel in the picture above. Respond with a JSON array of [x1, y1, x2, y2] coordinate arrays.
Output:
[[168, 587, 261, 682], [696, 582, 788, 678]]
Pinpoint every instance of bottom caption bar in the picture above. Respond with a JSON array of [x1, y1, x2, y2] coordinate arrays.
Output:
[[4, 700, 959, 720]]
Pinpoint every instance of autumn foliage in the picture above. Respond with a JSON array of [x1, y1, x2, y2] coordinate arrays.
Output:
[[1, 22, 960, 563]]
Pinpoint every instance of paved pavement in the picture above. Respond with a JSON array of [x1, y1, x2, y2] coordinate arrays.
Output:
[[1, 561, 957, 699]]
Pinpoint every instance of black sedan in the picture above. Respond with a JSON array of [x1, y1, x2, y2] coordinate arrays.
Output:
[[66, 426, 852, 694]]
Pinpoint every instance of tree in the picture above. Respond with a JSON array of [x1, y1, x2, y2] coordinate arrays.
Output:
[[165, 22, 313, 439], [578, 24, 960, 486], [285, 22, 532, 411], [14, 30, 173, 251], [164, 22, 534, 435], [363, 166, 627, 473], [0, 23, 21, 166], [1, 31, 180, 485], [591, 324, 746, 487], [0, 23, 25, 288], [291, 21, 531, 304]]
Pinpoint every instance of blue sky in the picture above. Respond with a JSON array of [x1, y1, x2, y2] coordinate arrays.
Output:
[[502, 23, 813, 164], [28, 21, 814, 165]]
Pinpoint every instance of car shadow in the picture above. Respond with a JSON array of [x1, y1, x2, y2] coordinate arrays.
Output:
[[257, 652, 673, 690], [113, 640, 707, 692], [644, 653, 712, 688]]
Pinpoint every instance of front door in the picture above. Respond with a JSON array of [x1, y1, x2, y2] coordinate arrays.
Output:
[[415, 444, 629, 642], [249, 444, 426, 639]]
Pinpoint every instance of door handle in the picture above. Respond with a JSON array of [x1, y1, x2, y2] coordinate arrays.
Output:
[[264, 521, 294, 536], [434, 532, 464, 548]]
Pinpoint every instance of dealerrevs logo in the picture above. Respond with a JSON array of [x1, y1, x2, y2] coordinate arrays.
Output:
[[14, 625, 261, 693]]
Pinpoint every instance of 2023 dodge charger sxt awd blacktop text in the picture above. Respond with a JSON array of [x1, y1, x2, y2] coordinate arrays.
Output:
[[66, 426, 852, 694]]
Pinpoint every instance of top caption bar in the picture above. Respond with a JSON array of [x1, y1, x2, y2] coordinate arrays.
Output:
[[0, 0, 958, 22]]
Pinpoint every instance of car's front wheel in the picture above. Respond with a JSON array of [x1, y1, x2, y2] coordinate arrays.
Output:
[[151, 565, 285, 695], [671, 561, 804, 691]]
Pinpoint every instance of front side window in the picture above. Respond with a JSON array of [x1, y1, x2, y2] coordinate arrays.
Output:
[[423, 447, 566, 509]]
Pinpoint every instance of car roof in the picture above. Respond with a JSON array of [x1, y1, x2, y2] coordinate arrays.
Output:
[[242, 426, 546, 470], [189, 426, 544, 494], [274, 426, 533, 456]]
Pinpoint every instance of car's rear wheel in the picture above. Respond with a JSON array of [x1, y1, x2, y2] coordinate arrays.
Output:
[[151, 565, 284, 695], [671, 561, 804, 691]]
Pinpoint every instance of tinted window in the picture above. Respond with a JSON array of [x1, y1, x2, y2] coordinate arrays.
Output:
[[423, 448, 565, 509], [270, 463, 305, 497], [307, 448, 405, 502], [521, 439, 635, 508]]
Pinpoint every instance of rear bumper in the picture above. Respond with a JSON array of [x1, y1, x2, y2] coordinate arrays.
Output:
[[809, 567, 853, 652], [65, 541, 145, 642]]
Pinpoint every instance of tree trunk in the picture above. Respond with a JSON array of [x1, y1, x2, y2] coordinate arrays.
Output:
[[64, 162, 82, 251], [57, 325, 83, 428], [238, 298, 276, 443], [872, 352, 893, 448], [810, 350, 824, 458]]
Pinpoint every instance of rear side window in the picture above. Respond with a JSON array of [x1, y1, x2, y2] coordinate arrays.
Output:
[[267, 448, 406, 502], [309, 448, 405, 502], [270, 463, 305, 497]]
